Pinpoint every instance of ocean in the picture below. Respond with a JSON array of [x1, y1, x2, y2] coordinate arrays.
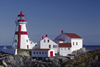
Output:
[[83, 45, 100, 50], [0, 45, 99, 50]]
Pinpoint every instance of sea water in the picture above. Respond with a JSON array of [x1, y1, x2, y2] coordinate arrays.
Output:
[[83, 45, 100, 50]]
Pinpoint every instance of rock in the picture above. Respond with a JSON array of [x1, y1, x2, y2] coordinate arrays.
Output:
[[0, 65, 4, 67], [72, 48, 86, 56], [2, 60, 7, 67], [18, 51, 30, 56], [0, 52, 69, 67]]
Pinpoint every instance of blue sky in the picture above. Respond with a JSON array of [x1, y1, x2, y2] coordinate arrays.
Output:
[[0, 0, 99, 45]]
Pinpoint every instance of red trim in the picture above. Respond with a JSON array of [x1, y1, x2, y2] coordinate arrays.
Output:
[[56, 39, 63, 41], [18, 19, 25, 22], [59, 43, 71, 47], [33, 49, 50, 51], [15, 31, 27, 35], [64, 33, 82, 38], [18, 25, 21, 49]]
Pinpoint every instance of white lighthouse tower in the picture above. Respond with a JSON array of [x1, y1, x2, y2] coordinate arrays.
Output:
[[12, 11, 35, 49]]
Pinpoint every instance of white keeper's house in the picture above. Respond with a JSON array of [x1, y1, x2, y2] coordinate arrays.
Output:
[[34, 34, 58, 53], [54, 30, 83, 56]]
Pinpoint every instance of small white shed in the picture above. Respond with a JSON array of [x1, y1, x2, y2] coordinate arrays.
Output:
[[31, 49, 55, 59]]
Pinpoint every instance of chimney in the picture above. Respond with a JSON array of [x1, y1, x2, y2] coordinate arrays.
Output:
[[45, 34, 48, 37], [42, 36, 44, 39], [61, 30, 63, 33]]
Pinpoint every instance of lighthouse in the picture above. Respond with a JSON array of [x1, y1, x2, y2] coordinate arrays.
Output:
[[12, 11, 35, 49]]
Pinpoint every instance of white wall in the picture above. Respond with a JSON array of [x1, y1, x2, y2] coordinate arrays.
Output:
[[40, 37, 58, 53], [29, 41, 36, 49], [71, 38, 83, 52], [32, 51, 48, 57], [59, 47, 71, 56]]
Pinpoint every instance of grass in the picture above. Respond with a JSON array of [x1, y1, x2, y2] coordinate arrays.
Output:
[[65, 48, 100, 67], [17, 49, 32, 54]]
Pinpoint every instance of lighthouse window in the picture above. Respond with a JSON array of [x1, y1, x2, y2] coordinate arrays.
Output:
[[26, 40, 28, 42], [15, 40, 17, 42]]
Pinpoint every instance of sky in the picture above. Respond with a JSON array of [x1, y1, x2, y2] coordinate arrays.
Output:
[[0, 0, 99, 45]]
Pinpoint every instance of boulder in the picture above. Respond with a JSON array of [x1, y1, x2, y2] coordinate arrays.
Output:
[[72, 48, 86, 56], [18, 51, 30, 56]]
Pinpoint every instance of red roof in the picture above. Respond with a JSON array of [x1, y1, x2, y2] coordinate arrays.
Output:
[[59, 43, 71, 47], [56, 39, 63, 41], [18, 11, 25, 17], [64, 33, 82, 38], [33, 49, 50, 51]]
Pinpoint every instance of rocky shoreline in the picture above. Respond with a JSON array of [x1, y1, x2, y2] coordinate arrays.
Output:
[[0, 52, 69, 67], [0, 48, 86, 67]]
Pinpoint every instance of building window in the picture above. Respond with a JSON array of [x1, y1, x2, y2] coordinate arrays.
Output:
[[45, 52, 47, 54], [42, 52, 44, 54], [31, 42, 32, 44], [68, 48, 70, 50], [39, 52, 41, 54], [73, 42, 74, 45], [49, 45, 51, 48], [48, 40, 49, 42], [53, 45, 57, 48], [33, 52, 35, 54], [36, 52, 38, 54], [44, 40, 45, 42], [76, 42, 78, 45]]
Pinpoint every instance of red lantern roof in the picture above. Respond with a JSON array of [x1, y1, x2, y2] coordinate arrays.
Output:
[[18, 11, 24, 17]]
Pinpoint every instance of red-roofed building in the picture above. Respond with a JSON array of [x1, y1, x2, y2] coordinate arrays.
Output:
[[54, 30, 83, 56], [34, 35, 58, 53], [32, 49, 55, 59]]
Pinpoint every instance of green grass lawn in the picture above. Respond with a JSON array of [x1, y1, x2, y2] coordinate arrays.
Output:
[[17, 49, 32, 54]]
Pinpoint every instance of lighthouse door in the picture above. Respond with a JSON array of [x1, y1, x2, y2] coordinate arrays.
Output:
[[50, 51, 53, 57]]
